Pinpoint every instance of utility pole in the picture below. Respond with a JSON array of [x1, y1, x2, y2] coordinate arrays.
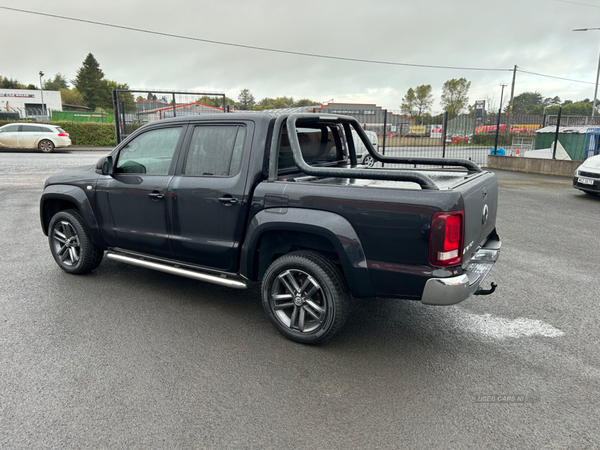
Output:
[[508, 65, 517, 116], [506, 65, 517, 145], [38, 71, 45, 119], [574, 28, 600, 120]]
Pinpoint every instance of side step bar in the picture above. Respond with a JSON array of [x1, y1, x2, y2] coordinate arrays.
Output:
[[106, 252, 247, 290]]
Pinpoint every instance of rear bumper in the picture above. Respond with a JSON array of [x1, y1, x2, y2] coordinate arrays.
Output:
[[55, 138, 72, 148], [421, 235, 501, 306]]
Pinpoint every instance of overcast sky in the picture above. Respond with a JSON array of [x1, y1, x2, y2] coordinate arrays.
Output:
[[1, 0, 600, 112]]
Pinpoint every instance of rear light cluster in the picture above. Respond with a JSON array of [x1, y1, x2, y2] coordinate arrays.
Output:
[[58, 133, 69, 137], [429, 211, 464, 267]]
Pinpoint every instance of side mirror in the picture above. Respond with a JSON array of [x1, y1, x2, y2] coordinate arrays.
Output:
[[95, 156, 113, 175]]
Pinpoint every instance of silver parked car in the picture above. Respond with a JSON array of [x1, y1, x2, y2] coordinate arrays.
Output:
[[351, 130, 379, 167], [0, 123, 71, 152], [573, 154, 600, 195]]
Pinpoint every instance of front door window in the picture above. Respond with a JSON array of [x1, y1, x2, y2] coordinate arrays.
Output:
[[116, 127, 182, 175]]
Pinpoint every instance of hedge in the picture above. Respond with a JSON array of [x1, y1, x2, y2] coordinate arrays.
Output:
[[0, 120, 117, 146]]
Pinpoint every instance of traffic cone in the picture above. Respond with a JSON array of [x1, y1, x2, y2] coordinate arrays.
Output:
[[516, 148, 520, 156]]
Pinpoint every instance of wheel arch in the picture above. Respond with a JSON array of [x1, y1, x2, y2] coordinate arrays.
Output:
[[40, 185, 107, 250], [36, 137, 57, 146], [241, 208, 374, 297]]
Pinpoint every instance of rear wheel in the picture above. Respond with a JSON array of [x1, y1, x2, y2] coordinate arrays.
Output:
[[48, 209, 103, 274], [362, 154, 375, 167], [262, 251, 350, 344], [38, 139, 55, 153]]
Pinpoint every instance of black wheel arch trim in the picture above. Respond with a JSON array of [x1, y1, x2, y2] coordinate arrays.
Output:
[[40, 185, 107, 250], [241, 208, 374, 297]]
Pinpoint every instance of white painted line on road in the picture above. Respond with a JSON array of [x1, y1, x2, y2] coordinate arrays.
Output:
[[455, 308, 565, 340]]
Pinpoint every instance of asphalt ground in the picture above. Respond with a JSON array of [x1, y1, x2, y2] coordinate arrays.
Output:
[[0, 151, 599, 449]]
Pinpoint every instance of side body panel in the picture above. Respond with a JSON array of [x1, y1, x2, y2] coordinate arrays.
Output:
[[246, 180, 464, 299]]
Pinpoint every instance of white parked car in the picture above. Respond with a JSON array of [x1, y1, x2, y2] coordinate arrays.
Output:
[[573, 154, 600, 195], [351, 130, 379, 167], [0, 123, 71, 152]]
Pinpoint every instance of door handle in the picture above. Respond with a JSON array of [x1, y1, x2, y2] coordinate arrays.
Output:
[[218, 196, 239, 205], [149, 191, 165, 200]]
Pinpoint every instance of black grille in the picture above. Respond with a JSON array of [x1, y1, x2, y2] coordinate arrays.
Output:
[[578, 170, 600, 179]]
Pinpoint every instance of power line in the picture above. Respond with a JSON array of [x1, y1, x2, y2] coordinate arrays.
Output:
[[517, 67, 596, 85], [557, 0, 600, 8], [0, 5, 512, 72]]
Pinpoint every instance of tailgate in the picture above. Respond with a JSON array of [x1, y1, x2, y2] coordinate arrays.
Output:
[[456, 171, 499, 264]]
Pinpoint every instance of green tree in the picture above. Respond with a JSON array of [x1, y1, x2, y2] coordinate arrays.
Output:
[[400, 87, 417, 117], [402, 85, 434, 122], [238, 88, 255, 110], [104, 80, 133, 111], [74, 53, 107, 110], [0, 77, 23, 89], [43, 73, 69, 91], [197, 95, 236, 109], [26, 84, 37, 90], [508, 91, 544, 114], [544, 96, 561, 107], [255, 96, 295, 110], [295, 98, 320, 107], [441, 78, 471, 119], [60, 88, 87, 107], [414, 84, 434, 118], [545, 99, 594, 116]]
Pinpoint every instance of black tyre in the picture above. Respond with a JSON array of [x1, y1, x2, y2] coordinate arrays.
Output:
[[48, 209, 103, 274], [262, 251, 350, 344], [38, 139, 55, 153], [362, 154, 375, 167]]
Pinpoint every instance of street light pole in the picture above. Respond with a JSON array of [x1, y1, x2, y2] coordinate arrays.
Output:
[[593, 46, 600, 119], [38, 71, 45, 119], [574, 28, 600, 119]]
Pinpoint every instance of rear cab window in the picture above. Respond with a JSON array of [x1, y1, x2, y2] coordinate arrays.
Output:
[[277, 125, 346, 176]]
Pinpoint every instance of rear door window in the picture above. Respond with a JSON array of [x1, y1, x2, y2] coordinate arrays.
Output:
[[20, 125, 42, 133], [183, 125, 246, 177]]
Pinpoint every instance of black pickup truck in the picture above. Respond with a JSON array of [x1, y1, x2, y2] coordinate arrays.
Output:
[[40, 112, 501, 344]]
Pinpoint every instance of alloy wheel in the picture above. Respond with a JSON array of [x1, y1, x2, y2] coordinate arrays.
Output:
[[270, 269, 327, 333], [51, 221, 81, 267]]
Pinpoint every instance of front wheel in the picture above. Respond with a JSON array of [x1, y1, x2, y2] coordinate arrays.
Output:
[[262, 251, 350, 344], [38, 139, 55, 153], [48, 209, 103, 274]]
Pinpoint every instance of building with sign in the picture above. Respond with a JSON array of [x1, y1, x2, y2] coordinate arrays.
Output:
[[0, 88, 62, 117], [308, 103, 414, 135]]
